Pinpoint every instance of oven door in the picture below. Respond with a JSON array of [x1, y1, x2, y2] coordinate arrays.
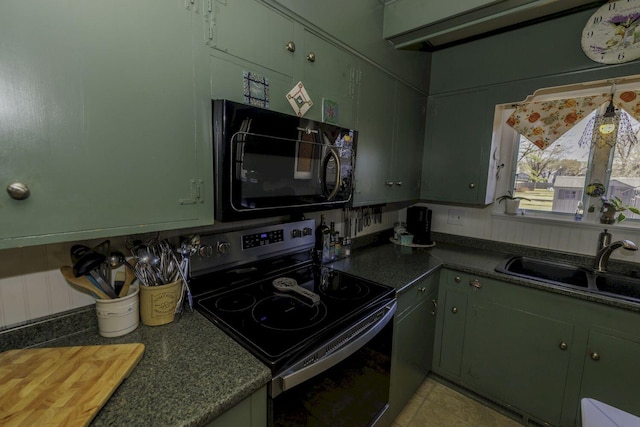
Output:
[[269, 301, 395, 427]]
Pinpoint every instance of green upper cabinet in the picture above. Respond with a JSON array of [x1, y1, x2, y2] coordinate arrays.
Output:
[[208, 0, 295, 77], [207, 0, 357, 128], [207, 0, 296, 114], [421, 88, 497, 205], [298, 29, 358, 128], [0, 0, 213, 249], [353, 62, 395, 206], [354, 63, 426, 206], [391, 82, 426, 203]]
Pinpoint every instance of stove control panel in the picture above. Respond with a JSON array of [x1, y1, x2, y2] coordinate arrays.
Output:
[[242, 229, 284, 249], [190, 219, 316, 277]]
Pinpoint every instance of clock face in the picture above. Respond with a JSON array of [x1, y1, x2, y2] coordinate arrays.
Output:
[[581, 0, 640, 64]]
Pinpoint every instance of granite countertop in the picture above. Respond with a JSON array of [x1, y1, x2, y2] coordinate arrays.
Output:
[[1, 309, 271, 427], [331, 239, 640, 313]]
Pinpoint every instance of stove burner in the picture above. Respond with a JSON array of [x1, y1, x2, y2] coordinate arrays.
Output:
[[215, 293, 256, 312], [320, 281, 371, 300], [252, 295, 327, 331]]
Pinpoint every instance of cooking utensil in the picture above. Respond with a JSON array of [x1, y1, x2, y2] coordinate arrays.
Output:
[[73, 252, 118, 298], [60, 266, 111, 300], [93, 240, 112, 286], [118, 260, 137, 298], [70, 244, 90, 263], [108, 251, 126, 269]]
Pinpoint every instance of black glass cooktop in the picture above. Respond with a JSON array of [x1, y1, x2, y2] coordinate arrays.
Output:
[[195, 264, 394, 369]]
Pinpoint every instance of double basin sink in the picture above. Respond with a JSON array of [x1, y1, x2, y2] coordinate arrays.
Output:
[[496, 256, 640, 303]]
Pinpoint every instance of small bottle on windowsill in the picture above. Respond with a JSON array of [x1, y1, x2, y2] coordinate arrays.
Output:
[[575, 201, 584, 221]]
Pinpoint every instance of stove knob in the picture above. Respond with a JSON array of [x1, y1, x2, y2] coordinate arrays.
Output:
[[303, 227, 313, 236], [199, 245, 214, 257], [217, 241, 231, 254], [291, 229, 302, 238]]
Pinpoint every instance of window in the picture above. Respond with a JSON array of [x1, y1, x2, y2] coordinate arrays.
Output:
[[510, 85, 640, 220]]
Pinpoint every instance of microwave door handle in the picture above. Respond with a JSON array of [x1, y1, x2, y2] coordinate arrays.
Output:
[[322, 149, 341, 201]]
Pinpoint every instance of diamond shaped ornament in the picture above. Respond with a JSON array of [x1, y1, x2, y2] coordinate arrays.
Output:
[[286, 81, 313, 117]]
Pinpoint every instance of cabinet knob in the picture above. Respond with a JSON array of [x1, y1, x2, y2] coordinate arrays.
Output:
[[469, 279, 482, 290], [451, 307, 458, 314], [469, 183, 476, 189], [306, 52, 316, 62], [6, 182, 31, 200], [430, 299, 438, 315], [385, 181, 394, 187], [418, 287, 426, 293], [285, 41, 296, 52], [559, 342, 568, 350], [590, 352, 600, 361], [396, 181, 403, 186], [454, 276, 461, 283]]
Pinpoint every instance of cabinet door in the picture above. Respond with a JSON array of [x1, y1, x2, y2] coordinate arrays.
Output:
[[579, 330, 640, 418], [353, 62, 395, 206], [300, 30, 357, 128], [464, 302, 574, 426], [436, 289, 468, 378], [421, 89, 494, 205], [389, 285, 438, 421], [389, 82, 426, 203], [0, 1, 212, 248], [210, 0, 295, 76]]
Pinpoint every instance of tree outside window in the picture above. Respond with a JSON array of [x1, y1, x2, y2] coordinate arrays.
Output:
[[513, 109, 640, 218]]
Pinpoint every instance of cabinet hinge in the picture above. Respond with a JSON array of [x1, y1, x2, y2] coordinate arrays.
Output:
[[179, 179, 205, 205]]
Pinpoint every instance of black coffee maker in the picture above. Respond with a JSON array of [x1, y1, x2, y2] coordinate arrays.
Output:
[[406, 206, 434, 245]]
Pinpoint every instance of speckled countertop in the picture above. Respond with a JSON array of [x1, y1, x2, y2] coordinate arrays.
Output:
[[330, 237, 640, 313], [1, 309, 271, 427]]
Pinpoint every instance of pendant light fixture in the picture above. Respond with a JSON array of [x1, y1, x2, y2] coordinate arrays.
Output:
[[598, 95, 617, 135]]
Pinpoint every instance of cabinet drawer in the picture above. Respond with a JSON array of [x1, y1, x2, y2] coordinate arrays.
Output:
[[445, 271, 485, 293], [397, 275, 438, 319]]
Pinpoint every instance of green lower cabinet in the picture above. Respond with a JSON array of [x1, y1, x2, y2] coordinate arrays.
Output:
[[464, 302, 574, 425], [435, 289, 468, 378], [578, 329, 640, 420], [389, 274, 438, 421], [434, 268, 640, 427], [204, 386, 266, 427]]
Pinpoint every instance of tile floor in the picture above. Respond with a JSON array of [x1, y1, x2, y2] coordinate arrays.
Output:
[[392, 377, 523, 427]]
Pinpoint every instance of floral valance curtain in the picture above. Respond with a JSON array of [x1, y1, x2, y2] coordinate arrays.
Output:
[[507, 90, 640, 150]]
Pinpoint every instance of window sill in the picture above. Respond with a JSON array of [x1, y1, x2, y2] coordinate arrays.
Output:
[[491, 210, 640, 232]]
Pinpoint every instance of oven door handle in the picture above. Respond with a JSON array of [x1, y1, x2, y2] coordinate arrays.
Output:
[[273, 301, 396, 397]]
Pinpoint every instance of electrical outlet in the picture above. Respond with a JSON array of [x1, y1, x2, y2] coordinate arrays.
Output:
[[447, 209, 464, 226]]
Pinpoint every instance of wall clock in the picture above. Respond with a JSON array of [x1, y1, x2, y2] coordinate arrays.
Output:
[[581, 0, 640, 64]]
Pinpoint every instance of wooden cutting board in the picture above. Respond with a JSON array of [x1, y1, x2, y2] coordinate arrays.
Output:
[[0, 343, 144, 427]]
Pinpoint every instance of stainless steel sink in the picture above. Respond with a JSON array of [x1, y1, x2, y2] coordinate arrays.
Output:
[[496, 256, 640, 303], [593, 273, 640, 301]]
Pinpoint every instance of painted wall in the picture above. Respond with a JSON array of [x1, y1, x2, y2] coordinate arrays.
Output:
[[422, 5, 640, 265]]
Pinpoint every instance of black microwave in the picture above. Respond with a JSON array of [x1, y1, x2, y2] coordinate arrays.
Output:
[[212, 100, 357, 222]]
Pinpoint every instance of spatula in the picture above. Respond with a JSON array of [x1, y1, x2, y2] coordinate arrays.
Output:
[[60, 266, 111, 300]]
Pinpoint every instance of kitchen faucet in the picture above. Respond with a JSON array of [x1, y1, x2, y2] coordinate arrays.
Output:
[[594, 238, 638, 273]]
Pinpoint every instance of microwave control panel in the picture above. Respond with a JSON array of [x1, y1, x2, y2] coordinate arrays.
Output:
[[242, 229, 284, 250]]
